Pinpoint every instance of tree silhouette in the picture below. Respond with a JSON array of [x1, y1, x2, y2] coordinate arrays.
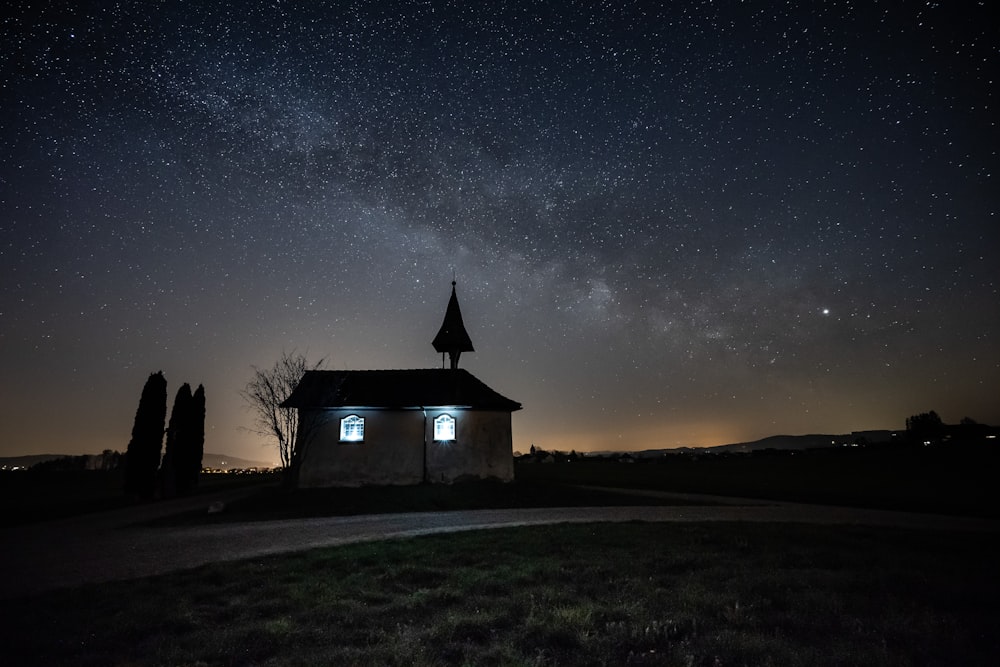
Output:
[[98, 449, 121, 471], [906, 410, 944, 444], [160, 383, 192, 498], [181, 384, 206, 493], [160, 383, 206, 497], [241, 350, 323, 473], [124, 371, 167, 499]]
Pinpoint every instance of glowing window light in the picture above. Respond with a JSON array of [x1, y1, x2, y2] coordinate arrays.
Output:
[[434, 414, 456, 441], [340, 414, 364, 442]]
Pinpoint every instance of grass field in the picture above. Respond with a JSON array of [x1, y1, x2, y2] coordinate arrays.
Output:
[[4, 446, 997, 664], [4, 521, 998, 666]]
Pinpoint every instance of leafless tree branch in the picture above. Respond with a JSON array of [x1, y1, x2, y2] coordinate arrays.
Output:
[[240, 350, 324, 469]]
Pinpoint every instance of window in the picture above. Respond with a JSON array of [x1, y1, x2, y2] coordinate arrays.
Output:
[[340, 414, 364, 442], [434, 414, 456, 441]]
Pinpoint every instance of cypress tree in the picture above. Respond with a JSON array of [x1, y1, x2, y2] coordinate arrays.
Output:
[[177, 384, 206, 494], [161, 383, 192, 498], [188, 384, 206, 489], [124, 371, 167, 499]]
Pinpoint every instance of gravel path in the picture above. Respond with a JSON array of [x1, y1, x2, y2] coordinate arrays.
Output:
[[3, 489, 998, 600]]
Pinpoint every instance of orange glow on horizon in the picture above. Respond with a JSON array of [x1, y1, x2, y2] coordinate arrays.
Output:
[[514, 421, 762, 454]]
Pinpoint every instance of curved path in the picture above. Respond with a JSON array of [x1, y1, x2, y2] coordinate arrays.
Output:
[[3, 488, 998, 600]]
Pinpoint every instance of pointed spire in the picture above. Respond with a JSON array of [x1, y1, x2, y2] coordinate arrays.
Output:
[[432, 281, 474, 369]]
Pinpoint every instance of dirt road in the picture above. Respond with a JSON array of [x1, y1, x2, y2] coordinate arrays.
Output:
[[3, 488, 998, 600]]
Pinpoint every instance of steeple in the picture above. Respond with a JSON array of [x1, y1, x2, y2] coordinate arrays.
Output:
[[432, 281, 474, 369]]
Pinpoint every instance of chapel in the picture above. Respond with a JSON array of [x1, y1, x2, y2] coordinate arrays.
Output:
[[281, 282, 520, 486]]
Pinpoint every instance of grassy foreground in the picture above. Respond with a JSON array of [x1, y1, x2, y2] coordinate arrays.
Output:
[[6, 522, 999, 666]]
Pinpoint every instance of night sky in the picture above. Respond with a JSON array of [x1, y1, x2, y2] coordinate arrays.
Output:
[[2, 1, 997, 463]]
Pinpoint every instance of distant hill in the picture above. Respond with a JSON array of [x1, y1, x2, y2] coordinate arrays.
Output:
[[702, 431, 897, 454], [1, 452, 276, 471], [584, 430, 899, 459]]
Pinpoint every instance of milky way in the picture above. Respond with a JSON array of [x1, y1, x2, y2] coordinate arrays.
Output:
[[2, 1, 997, 460]]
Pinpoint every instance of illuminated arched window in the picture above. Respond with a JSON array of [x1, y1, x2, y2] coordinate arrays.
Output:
[[434, 414, 456, 441], [340, 414, 364, 442]]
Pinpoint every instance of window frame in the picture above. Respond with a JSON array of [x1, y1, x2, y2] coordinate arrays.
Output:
[[339, 414, 365, 443], [433, 413, 456, 442]]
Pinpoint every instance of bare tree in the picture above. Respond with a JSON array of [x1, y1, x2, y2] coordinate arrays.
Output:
[[241, 351, 324, 470]]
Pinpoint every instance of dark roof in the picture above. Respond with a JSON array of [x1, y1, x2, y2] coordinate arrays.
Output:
[[281, 369, 521, 411], [432, 283, 474, 354]]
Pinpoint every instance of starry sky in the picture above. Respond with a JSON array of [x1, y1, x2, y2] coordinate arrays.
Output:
[[2, 1, 997, 463]]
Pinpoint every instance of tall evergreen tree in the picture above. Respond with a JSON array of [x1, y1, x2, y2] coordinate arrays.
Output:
[[180, 384, 206, 493], [160, 383, 192, 498], [124, 371, 167, 499]]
